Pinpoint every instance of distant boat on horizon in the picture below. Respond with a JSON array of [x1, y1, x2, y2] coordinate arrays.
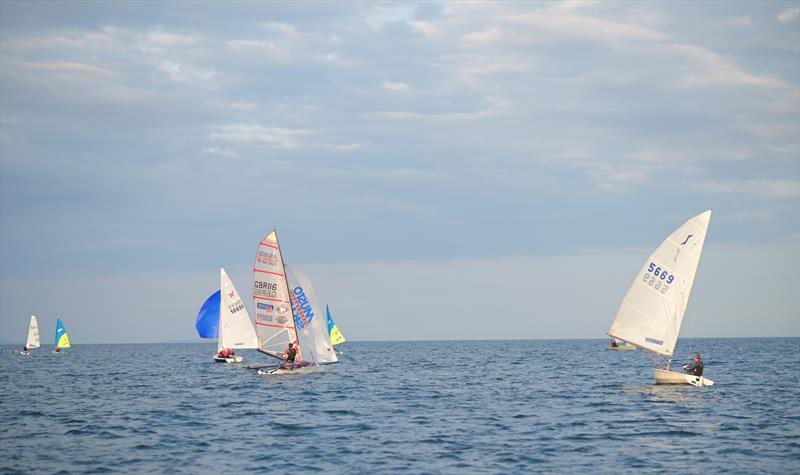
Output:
[[54, 318, 71, 354], [608, 210, 714, 387]]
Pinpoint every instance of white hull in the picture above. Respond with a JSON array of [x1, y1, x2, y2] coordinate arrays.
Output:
[[214, 355, 243, 363], [653, 368, 714, 387], [257, 364, 324, 376]]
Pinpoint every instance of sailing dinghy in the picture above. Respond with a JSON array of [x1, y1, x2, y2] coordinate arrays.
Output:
[[608, 210, 714, 387], [195, 268, 258, 363], [326, 305, 346, 355], [20, 315, 40, 355], [54, 318, 70, 354], [252, 230, 337, 375]]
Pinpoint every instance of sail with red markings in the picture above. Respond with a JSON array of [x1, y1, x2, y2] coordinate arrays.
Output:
[[253, 230, 301, 360]]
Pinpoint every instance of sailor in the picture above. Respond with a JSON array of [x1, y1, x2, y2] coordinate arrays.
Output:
[[682, 353, 703, 376], [609, 339, 618, 348], [217, 348, 233, 358], [282, 342, 297, 365]]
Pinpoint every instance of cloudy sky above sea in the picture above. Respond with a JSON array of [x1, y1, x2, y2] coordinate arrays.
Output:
[[1, 1, 798, 344]]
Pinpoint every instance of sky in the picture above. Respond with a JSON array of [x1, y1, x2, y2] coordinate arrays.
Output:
[[1, 1, 798, 344]]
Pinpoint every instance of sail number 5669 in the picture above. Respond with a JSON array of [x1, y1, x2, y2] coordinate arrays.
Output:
[[643, 262, 674, 294]]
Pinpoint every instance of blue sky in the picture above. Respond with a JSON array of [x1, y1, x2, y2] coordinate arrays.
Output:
[[1, 1, 798, 343]]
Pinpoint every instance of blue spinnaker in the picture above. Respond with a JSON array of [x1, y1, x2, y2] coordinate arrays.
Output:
[[196, 290, 221, 338]]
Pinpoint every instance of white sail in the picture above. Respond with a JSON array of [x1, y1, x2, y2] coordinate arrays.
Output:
[[218, 268, 259, 352], [25, 315, 40, 349], [285, 265, 338, 364], [608, 210, 711, 357], [253, 230, 301, 360]]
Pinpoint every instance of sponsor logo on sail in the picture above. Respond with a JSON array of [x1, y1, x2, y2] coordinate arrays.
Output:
[[680, 234, 694, 245], [290, 286, 314, 330], [257, 302, 274, 312], [256, 250, 279, 267]]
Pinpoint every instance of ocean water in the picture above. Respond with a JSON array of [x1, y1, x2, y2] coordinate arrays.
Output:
[[1, 338, 798, 474]]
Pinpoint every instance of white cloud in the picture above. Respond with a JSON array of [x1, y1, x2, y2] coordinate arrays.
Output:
[[202, 147, 239, 158], [146, 31, 200, 47], [382, 81, 409, 92], [376, 96, 512, 122], [777, 7, 800, 24], [671, 42, 788, 88], [157, 61, 215, 83], [693, 179, 800, 197], [210, 124, 313, 150]]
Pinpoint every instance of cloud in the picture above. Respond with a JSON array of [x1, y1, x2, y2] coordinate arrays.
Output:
[[671, 42, 788, 88], [693, 179, 800, 198], [777, 7, 800, 24], [202, 147, 239, 158], [376, 96, 512, 122], [209, 124, 313, 150], [382, 81, 409, 92], [157, 61, 215, 83]]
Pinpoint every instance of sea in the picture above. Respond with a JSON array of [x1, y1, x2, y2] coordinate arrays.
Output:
[[1, 338, 798, 474]]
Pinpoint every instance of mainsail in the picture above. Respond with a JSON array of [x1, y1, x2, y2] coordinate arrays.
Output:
[[608, 210, 711, 357], [285, 265, 338, 364], [26, 315, 40, 349], [218, 268, 258, 352], [54, 318, 71, 349], [253, 230, 300, 360], [326, 305, 346, 346]]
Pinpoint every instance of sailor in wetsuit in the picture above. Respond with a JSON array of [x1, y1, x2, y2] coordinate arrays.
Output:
[[682, 353, 703, 376], [282, 342, 297, 368]]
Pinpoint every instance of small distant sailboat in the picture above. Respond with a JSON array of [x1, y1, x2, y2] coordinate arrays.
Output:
[[195, 268, 258, 363], [20, 315, 40, 355], [54, 318, 70, 353], [608, 210, 714, 386], [252, 230, 337, 375], [607, 338, 635, 351], [326, 305, 346, 355]]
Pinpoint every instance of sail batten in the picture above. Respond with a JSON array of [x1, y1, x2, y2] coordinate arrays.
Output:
[[608, 210, 711, 357]]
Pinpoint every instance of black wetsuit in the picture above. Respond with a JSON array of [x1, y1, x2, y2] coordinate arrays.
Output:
[[286, 347, 297, 363], [684, 361, 703, 376]]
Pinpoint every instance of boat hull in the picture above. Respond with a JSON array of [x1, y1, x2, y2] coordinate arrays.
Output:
[[257, 364, 323, 375], [608, 345, 636, 351], [214, 355, 243, 363], [653, 368, 714, 387]]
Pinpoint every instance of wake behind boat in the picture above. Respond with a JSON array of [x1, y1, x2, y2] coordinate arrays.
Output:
[[608, 210, 714, 387]]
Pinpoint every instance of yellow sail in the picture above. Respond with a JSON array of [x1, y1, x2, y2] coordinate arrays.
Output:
[[330, 324, 346, 346], [57, 333, 71, 349]]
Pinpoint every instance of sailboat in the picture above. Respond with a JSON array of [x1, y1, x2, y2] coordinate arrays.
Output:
[[195, 268, 259, 363], [326, 305, 346, 355], [607, 338, 636, 351], [20, 315, 40, 355], [54, 318, 70, 353], [252, 229, 337, 375], [608, 210, 714, 386]]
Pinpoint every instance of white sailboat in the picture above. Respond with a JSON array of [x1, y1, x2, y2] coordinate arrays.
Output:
[[214, 268, 259, 363], [608, 210, 714, 387], [252, 229, 337, 375], [20, 315, 40, 355]]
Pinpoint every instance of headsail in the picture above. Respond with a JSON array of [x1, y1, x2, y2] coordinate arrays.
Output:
[[285, 265, 338, 364], [219, 268, 258, 351], [26, 315, 40, 349], [326, 305, 346, 346], [55, 318, 71, 349], [253, 230, 300, 360], [608, 210, 711, 356]]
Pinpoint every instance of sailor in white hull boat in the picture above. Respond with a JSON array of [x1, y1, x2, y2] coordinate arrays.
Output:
[[682, 353, 704, 377]]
